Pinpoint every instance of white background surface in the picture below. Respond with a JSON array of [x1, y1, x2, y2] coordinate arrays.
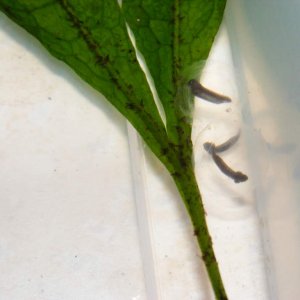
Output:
[[0, 14, 145, 300], [2, 1, 300, 299]]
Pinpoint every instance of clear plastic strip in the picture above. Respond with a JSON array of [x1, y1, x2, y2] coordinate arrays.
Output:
[[127, 122, 160, 300]]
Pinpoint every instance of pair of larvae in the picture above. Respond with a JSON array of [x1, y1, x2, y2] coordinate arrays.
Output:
[[188, 79, 248, 183]]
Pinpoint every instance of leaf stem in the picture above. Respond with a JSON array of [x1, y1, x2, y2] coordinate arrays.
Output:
[[172, 167, 228, 300]]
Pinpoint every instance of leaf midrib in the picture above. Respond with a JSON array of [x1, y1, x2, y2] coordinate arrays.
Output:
[[58, 0, 127, 99], [172, 0, 180, 87]]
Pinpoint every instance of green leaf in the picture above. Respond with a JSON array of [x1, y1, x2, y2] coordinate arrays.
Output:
[[0, 1, 228, 299], [122, 0, 226, 144]]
